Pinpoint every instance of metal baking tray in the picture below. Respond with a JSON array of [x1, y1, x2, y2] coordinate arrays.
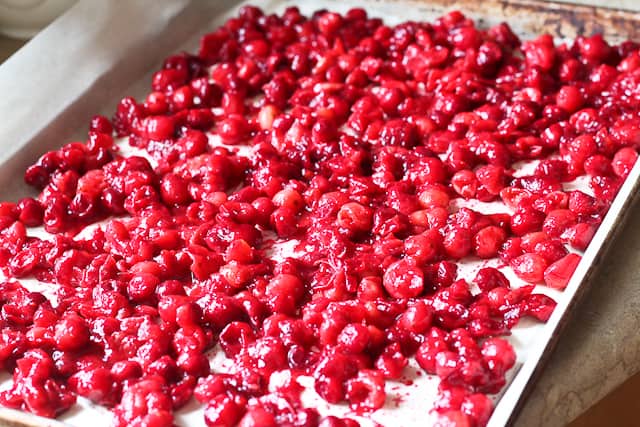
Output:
[[0, 0, 639, 426]]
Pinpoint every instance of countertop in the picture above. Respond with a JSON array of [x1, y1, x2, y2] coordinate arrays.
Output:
[[1, 1, 639, 427]]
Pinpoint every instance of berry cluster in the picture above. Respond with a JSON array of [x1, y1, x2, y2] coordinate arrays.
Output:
[[0, 5, 638, 427]]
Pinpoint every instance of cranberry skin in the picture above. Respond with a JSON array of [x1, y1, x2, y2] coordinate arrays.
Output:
[[562, 222, 596, 251], [419, 187, 450, 209], [204, 394, 245, 427], [337, 202, 373, 233], [544, 253, 581, 290], [111, 361, 142, 383], [510, 253, 548, 284], [314, 375, 345, 404], [481, 338, 516, 376], [404, 230, 442, 264], [461, 393, 493, 427], [143, 115, 176, 140], [473, 226, 507, 259], [69, 368, 114, 405], [160, 173, 191, 205], [556, 85, 583, 113], [473, 267, 509, 292], [265, 274, 304, 315], [534, 240, 569, 263], [397, 301, 433, 334], [383, 258, 424, 299], [89, 115, 113, 134], [272, 187, 305, 212], [237, 407, 277, 427], [434, 411, 473, 427], [522, 34, 556, 71], [378, 119, 418, 148], [579, 34, 612, 62], [270, 206, 298, 238], [510, 209, 544, 236], [425, 261, 458, 289], [375, 343, 408, 379], [54, 314, 90, 352], [542, 209, 576, 238], [443, 227, 472, 259], [218, 115, 249, 144], [17, 198, 44, 227], [416, 332, 449, 374], [337, 323, 370, 354], [127, 273, 160, 302], [345, 370, 386, 412], [451, 170, 478, 199], [612, 147, 638, 179]]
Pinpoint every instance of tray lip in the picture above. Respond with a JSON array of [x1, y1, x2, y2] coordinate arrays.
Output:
[[1, 0, 640, 426]]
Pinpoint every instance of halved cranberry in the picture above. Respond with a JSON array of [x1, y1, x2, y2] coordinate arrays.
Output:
[[510, 253, 548, 283], [345, 370, 386, 412], [544, 253, 581, 289]]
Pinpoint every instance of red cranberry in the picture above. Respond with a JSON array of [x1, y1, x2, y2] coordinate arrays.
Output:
[[89, 115, 114, 134], [544, 253, 581, 290], [142, 115, 176, 140], [510, 253, 548, 283], [204, 394, 246, 427], [345, 369, 386, 412], [54, 314, 90, 352], [383, 258, 424, 299], [473, 226, 507, 259]]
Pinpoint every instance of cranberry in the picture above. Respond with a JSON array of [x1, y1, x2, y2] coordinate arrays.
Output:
[[337, 202, 373, 233], [218, 115, 249, 144], [461, 393, 493, 426], [404, 230, 442, 263], [544, 253, 581, 290], [265, 274, 304, 315], [510, 253, 548, 283], [54, 314, 90, 352], [481, 338, 516, 376], [17, 198, 44, 227], [473, 226, 507, 259], [510, 209, 544, 236], [345, 370, 386, 412], [69, 368, 115, 405], [142, 115, 176, 140], [337, 323, 370, 354], [89, 115, 114, 134], [473, 268, 509, 292], [612, 147, 638, 179], [238, 407, 277, 427], [204, 394, 246, 427], [556, 85, 583, 113], [419, 187, 450, 209], [443, 227, 472, 259], [375, 343, 408, 379], [383, 258, 424, 299]]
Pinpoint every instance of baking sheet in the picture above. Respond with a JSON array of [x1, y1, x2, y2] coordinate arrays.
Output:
[[0, 0, 639, 426]]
